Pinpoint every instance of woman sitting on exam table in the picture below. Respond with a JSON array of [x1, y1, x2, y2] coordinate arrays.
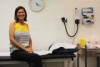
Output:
[[9, 6, 42, 67]]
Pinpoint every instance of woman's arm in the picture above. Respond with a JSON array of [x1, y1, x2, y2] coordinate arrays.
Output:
[[29, 38, 33, 52]]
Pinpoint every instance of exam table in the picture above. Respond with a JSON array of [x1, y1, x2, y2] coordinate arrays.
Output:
[[0, 51, 76, 67], [0, 43, 78, 67]]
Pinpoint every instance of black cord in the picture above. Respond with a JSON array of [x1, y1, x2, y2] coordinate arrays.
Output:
[[63, 21, 79, 37]]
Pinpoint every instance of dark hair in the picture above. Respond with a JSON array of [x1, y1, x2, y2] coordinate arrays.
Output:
[[14, 6, 27, 22]]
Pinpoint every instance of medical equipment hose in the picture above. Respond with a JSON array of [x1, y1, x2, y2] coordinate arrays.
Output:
[[63, 21, 79, 37]]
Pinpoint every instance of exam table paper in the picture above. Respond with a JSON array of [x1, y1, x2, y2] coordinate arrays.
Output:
[[0, 50, 52, 56]]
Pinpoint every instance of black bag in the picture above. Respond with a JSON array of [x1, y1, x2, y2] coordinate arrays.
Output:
[[52, 47, 79, 55]]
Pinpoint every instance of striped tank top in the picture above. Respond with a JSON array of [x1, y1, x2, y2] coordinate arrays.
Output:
[[10, 22, 30, 53]]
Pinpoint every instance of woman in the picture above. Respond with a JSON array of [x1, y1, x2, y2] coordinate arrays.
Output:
[[9, 6, 42, 67]]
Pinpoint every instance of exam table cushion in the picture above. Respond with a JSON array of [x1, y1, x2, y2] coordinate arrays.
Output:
[[41, 53, 76, 59], [0, 53, 75, 61]]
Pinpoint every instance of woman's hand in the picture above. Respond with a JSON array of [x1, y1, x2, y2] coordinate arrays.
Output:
[[25, 47, 33, 53]]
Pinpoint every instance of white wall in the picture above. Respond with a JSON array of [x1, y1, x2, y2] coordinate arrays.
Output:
[[0, 0, 100, 67]]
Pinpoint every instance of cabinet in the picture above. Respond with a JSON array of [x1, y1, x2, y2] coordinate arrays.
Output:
[[77, 45, 100, 67]]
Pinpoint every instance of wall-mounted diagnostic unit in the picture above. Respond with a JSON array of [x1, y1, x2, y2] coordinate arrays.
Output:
[[81, 7, 94, 25]]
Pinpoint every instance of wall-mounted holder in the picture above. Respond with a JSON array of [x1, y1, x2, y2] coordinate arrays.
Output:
[[61, 17, 67, 23]]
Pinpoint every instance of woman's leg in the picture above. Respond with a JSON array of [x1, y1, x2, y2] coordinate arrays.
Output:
[[10, 50, 42, 67]]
